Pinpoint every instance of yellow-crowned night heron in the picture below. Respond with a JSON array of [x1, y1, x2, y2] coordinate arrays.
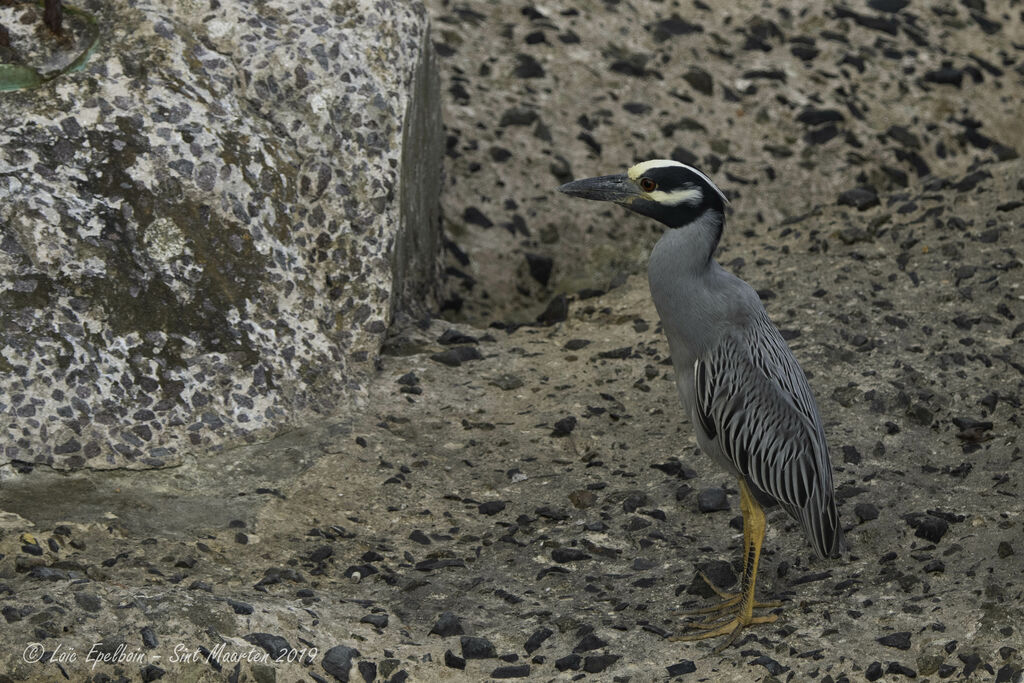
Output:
[[558, 160, 845, 650]]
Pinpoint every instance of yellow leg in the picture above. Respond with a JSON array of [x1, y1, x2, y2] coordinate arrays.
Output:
[[671, 478, 781, 651]]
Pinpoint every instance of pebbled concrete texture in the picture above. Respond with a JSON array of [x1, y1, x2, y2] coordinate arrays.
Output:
[[0, 0, 442, 472], [1, 0, 1024, 682]]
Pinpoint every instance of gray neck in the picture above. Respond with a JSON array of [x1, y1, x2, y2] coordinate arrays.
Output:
[[646, 209, 747, 361]]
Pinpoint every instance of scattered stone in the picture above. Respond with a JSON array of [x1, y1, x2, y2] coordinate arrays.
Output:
[[524, 627, 553, 653], [479, 501, 506, 515], [697, 487, 729, 512], [460, 636, 497, 659], [243, 634, 291, 661], [322, 645, 360, 682], [551, 416, 577, 437], [437, 329, 478, 345], [491, 664, 531, 678], [683, 66, 713, 95], [444, 649, 466, 669], [667, 659, 697, 676], [555, 653, 582, 671], [877, 631, 912, 650], [360, 613, 388, 628], [537, 294, 569, 325], [227, 599, 254, 615], [584, 654, 620, 673], [430, 346, 483, 367], [430, 612, 464, 638], [552, 548, 590, 563], [573, 633, 608, 652], [886, 661, 918, 677], [855, 502, 880, 522], [838, 186, 880, 210], [906, 513, 950, 543], [525, 253, 553, 286], [74, 592, 102, 612], [357, 661, 377, 682]]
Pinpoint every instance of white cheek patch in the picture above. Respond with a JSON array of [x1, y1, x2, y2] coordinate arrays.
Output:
[[646, 187, 703, 206]]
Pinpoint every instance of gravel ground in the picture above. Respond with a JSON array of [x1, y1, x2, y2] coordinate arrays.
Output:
[[2, 1, 1023, 681]]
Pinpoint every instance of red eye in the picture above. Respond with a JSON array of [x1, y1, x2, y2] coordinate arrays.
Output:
[[640, 178, 657, 192]]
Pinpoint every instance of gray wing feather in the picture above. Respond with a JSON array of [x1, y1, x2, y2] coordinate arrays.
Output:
[[694, 312, 845, 559]]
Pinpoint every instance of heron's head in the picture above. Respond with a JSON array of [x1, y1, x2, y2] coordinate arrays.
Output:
[[557, 159, 728, 228]]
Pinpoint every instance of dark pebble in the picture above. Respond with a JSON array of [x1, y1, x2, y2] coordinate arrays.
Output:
[[886, 661, 917, 677], [514, 53, 544, 79], [437, 329, 478, 345], [683, 66, 713, 95], [309, 545, 333, 563], [805, 123, 840, 145], [461, 636, 497, 659], [868, 0, 909, 11], [838, 186, 880, 210], [584, 654, 621, 673], [573, 633, 607, 653], [597, 346, 633, 359], [537, 293, 569, 325], [877, 631, 912, 650], [524, 627, 553, 653], [910, 515, 949, 543], [797, 108, 844, 126], [245, 633, 291, 660], [360, 613, 388, 628], [751, 655, 787, 675], [525, 253, 553, 286], [141, 626, 159, 649], [555, 653, 582, 671], [491, 664, 531, 678], [227, 599, 253, 615], [697, 487, 729, 512], [357, 660, 377, 683], [564, 339, 591, 351], [479, 500, 506, 515], [140, 664, 166, 682], [866, 661, 884, 681], [444, 649, 466, 669], [667, 659, 697, 676], [649, 14, 702, 42], [551, 416, 577, 437], [855, 502, 880, 522], [74, 592, 102, 612], [688, 560, 736, 596], [430, 346, 482, 367], [322, 645, 360, 682], [409, 530, 431, 545], [28, 567, 68, 581], [463, 206, 494, 228], [924, 66, 963, 86], [998, 541, 1014, 558], [552, 548, 591, 563]]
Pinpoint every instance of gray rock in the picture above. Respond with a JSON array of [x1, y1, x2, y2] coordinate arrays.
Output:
[[322, 645, 360, 682], [0, 0, 442, 471], [697, 487, 729, 512], [460, 635, 497, 659]]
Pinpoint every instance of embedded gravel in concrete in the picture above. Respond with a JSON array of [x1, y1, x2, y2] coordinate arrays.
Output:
[[1, 0, 1023, 681]]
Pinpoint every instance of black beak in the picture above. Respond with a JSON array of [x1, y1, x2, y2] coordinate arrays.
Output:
[[557, 174, 641, 205]]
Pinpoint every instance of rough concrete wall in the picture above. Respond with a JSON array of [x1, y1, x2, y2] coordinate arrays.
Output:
[[0, 0, 442, 472]]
